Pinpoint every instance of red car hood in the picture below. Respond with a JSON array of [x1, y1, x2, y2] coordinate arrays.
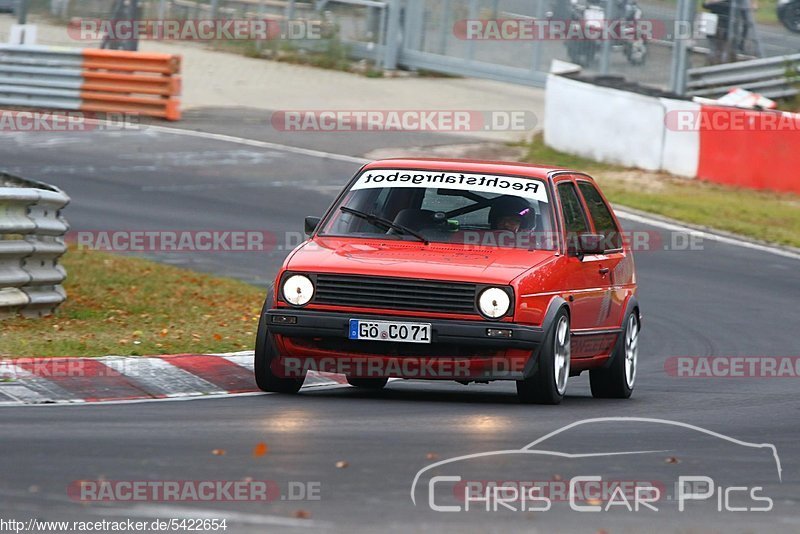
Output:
[[286, 237, 555, 285]]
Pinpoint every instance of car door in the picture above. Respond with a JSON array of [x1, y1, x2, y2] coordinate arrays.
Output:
[[552, 176, 608, 338], [575, 177, 630, 330]]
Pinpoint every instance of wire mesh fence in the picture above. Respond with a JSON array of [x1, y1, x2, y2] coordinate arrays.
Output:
[[20, 0, 800, 93]]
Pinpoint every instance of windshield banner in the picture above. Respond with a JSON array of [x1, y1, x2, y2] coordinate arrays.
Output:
[[351, 170, 549, 203]]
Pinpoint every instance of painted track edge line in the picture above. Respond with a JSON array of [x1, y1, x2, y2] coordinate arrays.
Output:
[[142, 124, 369, 165], [0, 382, 351, 408]]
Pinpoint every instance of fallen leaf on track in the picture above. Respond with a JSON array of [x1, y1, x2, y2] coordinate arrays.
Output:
[[253, 443, 268, 457]]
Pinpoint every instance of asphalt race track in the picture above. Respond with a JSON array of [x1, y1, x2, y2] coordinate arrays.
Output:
[[1, 114, 799, 532]]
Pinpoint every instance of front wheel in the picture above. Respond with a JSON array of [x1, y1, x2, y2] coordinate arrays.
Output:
[[590, 311, 639, 398], [254, 294, 305, 394], [517, 309, 571, 405]]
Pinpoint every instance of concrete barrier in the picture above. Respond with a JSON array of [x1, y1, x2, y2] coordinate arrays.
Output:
[[545, 75, 668, 172], [545, 74, 800, 194], [659, 97, 701, 178], [697, 106, 800, 195]]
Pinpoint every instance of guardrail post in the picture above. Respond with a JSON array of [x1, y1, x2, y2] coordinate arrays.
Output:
[[466, 0, 478, 61], [670, 0, 696, 95], [530, 0, 546, 72], [383, 0, 401, 70], [598, 0, 616, 75], [437, 0, 451, 55], [403, 0, 424, 53], [17, 0, 28, 24]]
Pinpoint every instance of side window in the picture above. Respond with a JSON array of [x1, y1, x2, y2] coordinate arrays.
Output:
[[557, 183, 590, 251], [578, 181, 622, 250]]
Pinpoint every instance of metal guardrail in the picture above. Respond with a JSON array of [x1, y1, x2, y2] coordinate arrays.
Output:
[[0, 173, 69, 319], [686, 53, 800, 99], [0, 45, 182, 120]]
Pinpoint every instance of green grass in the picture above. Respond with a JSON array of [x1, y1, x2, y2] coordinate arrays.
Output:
[[0, 248, 265, 358], [518, 134, 624, 173], [753, 0, 780, 25], [520, 134, 800, 248]]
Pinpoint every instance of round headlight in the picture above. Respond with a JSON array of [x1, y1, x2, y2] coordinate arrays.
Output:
[[478, 287, 511, 319], [282, 274, 314, 306]]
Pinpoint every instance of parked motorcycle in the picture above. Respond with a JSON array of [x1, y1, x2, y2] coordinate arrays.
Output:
[[564, 0, 648, 67], [778, 0, 800, 33]]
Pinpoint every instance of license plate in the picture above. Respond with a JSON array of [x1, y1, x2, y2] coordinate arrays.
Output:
[[349, 319, 432, 344]]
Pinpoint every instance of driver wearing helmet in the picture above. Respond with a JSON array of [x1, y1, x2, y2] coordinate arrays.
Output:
[[488, 195, 534, 232]]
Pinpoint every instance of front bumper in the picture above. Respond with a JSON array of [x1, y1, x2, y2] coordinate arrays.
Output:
[[266, 308, 544, 350]]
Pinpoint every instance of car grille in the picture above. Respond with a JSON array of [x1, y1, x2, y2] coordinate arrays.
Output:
[[313, 274, 478, 315]]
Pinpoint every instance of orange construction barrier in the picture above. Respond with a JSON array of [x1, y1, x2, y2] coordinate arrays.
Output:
[[80, 49, 181, 120]]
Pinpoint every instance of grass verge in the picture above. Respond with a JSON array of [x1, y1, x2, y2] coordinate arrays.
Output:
[[520, 134, 800, 248], [0, 248, 265, 358]]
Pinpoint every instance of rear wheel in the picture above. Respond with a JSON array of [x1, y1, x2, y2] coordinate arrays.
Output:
[[346, 377, 389, 390], [254, 294, 305, 394], [590, 311, 639, 398], [517, 309, 570, 405]]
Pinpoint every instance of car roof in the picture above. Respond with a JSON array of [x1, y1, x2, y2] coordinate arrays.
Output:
[[361, 158, 576, 180]]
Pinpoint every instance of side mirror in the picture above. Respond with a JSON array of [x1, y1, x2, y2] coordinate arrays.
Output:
[[304, 216, 321, 236], [578, 233, 606, 255]]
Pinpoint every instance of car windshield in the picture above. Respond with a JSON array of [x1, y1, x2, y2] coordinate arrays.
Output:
[[319, 169, 558, 250]]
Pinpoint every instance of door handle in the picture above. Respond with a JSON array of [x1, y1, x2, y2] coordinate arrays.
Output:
[[598, 267, 610, 276]]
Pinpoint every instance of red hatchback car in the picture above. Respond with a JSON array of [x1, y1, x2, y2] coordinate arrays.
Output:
[[255, 159, 640, 404]]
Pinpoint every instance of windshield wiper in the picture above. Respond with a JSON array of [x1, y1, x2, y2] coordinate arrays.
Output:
[[340, 206, 429, 245]]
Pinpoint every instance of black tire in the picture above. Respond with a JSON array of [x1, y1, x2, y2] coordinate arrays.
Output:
[[590, 310, 639, 399], [780, 2, 800, 33], [254, 292, 305, 394], [346, 377, 389, 390], [517, 308, 571, 405]]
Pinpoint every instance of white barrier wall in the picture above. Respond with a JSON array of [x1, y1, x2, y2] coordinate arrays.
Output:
[[659, 98, 701, 178], [544, 74, 700, 178]]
